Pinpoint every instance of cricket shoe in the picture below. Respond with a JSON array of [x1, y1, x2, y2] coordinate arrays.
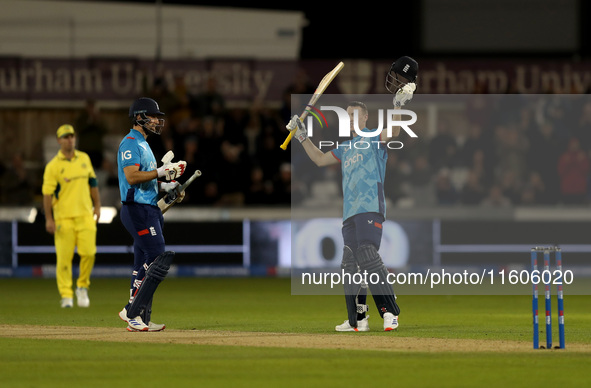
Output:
[[60, 297, 73, 308], [383, 312, 399, 331], [75, 287, 90, 308], [126, 316, 149, 332], [126, 321, 165, 332], [118, 307, 130, 323], [335, 315, 370, 332], [146, 321, 166, 332], [119, 307, 149, 331]]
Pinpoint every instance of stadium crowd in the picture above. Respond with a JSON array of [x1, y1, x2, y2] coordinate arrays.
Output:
[[382, 93, 591, 207], [2, 76, 591, 210]]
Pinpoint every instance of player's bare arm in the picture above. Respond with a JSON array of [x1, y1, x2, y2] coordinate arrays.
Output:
[[381, 107, 402, 143], [90, 186, 101, 223], [123, 164, 158, 185], [43, 194, 55, 234], [301, 138, 339, 167]]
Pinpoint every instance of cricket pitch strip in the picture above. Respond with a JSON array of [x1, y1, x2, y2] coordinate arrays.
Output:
[[0, 325, 589, 353]]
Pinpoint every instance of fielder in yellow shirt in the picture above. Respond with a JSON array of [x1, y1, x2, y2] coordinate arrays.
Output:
[[42, 124, 102, 308]]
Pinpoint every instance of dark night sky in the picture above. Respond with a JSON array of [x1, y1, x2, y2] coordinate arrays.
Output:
[[95, 0, 420, 60], [90, 0, 590, 60]]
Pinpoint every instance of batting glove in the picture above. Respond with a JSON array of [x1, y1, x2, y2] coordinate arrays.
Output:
[[394, 82, 416, 108], [160, 181, 181, 203], [287, 115, 308, 143], [157, 161, 187, 181], [160, 180, 180, 194]]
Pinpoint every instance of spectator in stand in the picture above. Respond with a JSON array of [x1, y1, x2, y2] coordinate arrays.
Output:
[[0, 159, 6, 203], [273, 162, 297, 205], [4, 151, 34, 205], [257, 130, 285, 182], [572, 100, 591, 151], [200, 181, 221, 205], [222, 107, 249, 148], [460, 170, 487, 205], [98, 156, 121, 208], [191, 116, 223, 203], [470, 149, 495, 189], [526, 121, 562, 204], [177, 134, 203, 205], [481, 184, 512, 207], [243, 104, 264, 163], [498, 170, 522, 205], [217, 138, 248, 206], [190, 76, 226, 119], [383, 151, 411, 206], [493, 124, 529, 184], [408, 154, 435, 206], [457, 123, 488, 168], [428, 119, 458, 169], [557, 137, 590, 205], [245, 165, 273, 205], [75, 99, 108, 170], [465, 93, 493, 128], [435, 168, 458, 205], [170, 75, 192, 121], [520, 171, 550, 205], [535, 94, 575, 144]]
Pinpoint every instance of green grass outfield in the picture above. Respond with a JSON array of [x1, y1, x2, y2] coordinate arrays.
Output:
[[0, 277, 589, 387]]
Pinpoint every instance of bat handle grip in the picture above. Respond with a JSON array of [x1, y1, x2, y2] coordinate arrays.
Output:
[[280, 130, 295, 150]]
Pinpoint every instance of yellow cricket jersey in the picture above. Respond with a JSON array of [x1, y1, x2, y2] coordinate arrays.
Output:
[[42, 150, 98, 220]]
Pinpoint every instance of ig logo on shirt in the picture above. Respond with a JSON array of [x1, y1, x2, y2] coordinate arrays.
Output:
[[121, 150, 132, 160]]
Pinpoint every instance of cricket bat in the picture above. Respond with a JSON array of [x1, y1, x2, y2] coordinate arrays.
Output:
[[280, 61, 345, 150], [157, 169, 202, 214]]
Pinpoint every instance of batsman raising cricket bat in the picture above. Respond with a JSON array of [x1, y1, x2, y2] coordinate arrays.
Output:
[[286, 57, 418, 333]]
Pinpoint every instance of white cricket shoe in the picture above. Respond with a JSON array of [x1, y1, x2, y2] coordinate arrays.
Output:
[[146, 321, 166, 332], [126, 321, 165, 332], [60, 297, 73, 308], [335, 315, 370, 332], [383, 312, 399, 331], [120, 307, 163, 332], [119, 307, 130, 322], [75, 287, 90, 308], [126, 316, 149, 331]]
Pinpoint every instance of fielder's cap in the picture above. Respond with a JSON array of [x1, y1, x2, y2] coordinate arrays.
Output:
[[129, 97, 164, 118], [56, 124, 75, 138], [393, 56, 418, 82]]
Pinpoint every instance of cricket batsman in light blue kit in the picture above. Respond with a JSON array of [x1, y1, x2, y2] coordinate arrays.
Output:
[[287, 56, 418, 331], [117, 97, 187, 331]]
